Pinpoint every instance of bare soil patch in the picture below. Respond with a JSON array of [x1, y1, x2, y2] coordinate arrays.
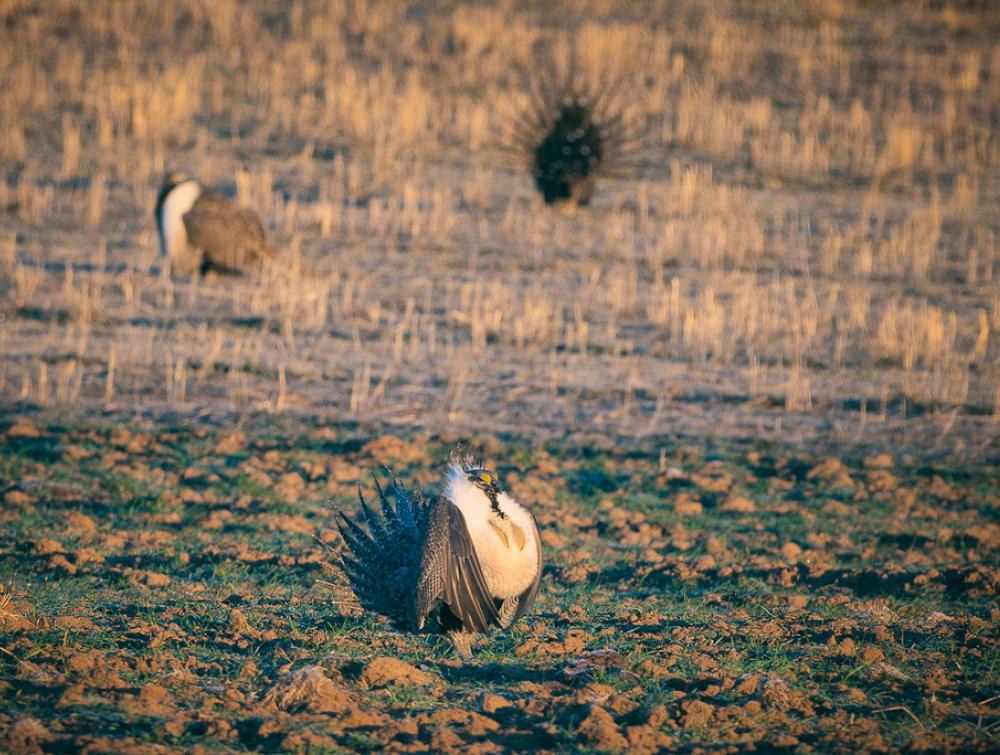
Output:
[[0, 411, 996, 751]]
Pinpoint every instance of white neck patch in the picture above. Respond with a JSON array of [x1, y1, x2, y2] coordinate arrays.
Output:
[[158, 180, 201, 263], [444, 464, 532, 521], [444, 464, 492, 525], [444, 463, 539, 599]]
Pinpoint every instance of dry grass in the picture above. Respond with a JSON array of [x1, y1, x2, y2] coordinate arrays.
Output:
[[1, 0, 998, 458]]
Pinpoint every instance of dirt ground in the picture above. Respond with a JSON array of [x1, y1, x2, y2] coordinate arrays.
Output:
[[0, 411, 997, 752]]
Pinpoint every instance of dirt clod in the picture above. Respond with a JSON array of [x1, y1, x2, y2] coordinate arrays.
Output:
[[263, 666, 358, 714], [720, 495, 756, 513], [577, 705, 628, 750], [3, 717, 53, 751], [359, 657, 439, 689], [681, 699, 715, 727]]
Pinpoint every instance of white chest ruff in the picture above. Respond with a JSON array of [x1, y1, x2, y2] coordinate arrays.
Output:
[[446, 469, 539, 600], [472, 521, 539, 599], [158, 180, 201, 270]]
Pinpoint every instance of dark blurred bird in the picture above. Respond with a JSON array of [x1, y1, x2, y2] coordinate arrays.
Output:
[[335, 460, 542, 658], [155, 172, 274, 276], [508, 76, 641, 208]]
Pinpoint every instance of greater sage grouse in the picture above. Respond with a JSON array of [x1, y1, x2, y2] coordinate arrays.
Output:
[[509, 77, 640, 207], [155, 172, 274, 276], [336, 461, 542, 657]]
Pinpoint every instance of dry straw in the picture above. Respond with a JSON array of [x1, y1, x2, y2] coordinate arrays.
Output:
[[0, 1, 996, 450]]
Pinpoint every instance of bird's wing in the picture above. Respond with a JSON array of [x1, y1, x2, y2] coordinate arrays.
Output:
[[183, 190, 271, 271], [415, 496, 500, 633], [507, 509, 543, 626]]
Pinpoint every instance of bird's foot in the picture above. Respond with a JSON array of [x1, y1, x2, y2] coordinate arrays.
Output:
[[448, 631, 474, 659]]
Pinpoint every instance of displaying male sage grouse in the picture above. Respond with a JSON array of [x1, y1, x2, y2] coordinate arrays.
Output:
[[335, 461, 542, 657], [155, 172, 274, 276], [508, 76, 641, 207]]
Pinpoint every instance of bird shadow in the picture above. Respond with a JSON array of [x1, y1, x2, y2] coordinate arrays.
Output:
[[432, 659, 554, 686], [14, 259, 157, 276]]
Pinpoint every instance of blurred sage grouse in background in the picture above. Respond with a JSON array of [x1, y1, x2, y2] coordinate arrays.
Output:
[[155, 172, 274, 276], [335, 460, 542, 658], [508, 74, 642, 208]]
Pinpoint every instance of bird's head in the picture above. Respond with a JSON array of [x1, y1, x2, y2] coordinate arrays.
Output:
[[466, 466, 500, 494], [444, 458, 507, 520], [161, 171, 192, 190]]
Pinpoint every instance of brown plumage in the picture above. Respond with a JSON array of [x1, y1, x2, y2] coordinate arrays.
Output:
[[155, 172, 274, 276]]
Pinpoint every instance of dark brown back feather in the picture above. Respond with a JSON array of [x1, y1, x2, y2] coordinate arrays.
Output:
[[183, 190, 273, 272]]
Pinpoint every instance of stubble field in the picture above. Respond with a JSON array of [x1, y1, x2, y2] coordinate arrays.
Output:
[[1, 0, 999, 751]]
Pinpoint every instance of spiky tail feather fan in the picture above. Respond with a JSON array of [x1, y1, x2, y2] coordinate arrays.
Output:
[[503, 55, 647, 206], [334, 474, 429, 628]]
